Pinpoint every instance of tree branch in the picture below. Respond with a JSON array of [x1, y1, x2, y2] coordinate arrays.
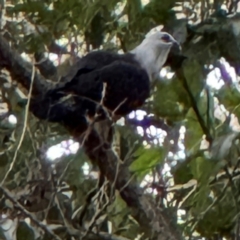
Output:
[[0, 186, 61, 240], [83, 120, 182, 240], [34, 52, 58, 80], [0, 34, 52, 96]]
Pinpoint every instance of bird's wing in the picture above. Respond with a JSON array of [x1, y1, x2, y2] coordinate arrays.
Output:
[[62, 60, 150, 116], [30, 52, 109, 122]]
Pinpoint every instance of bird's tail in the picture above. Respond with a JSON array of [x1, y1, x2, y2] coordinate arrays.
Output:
[[30, 91, 89, 137], [30, 91, 68, 122]]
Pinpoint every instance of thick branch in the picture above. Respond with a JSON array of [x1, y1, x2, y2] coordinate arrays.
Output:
[[34, 52, 58, 80], [83, 120, 182, 240], [0, 34, 52, 96]]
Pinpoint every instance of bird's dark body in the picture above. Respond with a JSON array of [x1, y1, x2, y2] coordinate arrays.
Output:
[[64, 51, 150, 115], [30, 51, 150, 136]]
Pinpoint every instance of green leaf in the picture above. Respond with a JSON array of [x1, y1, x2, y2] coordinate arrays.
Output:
[[185, 87, 216, 152], [153, 78, 190, 122], [172, 161, 193, 185], [143, 0, 176, 25], [130, 146, 165, 179], [217, 86, 240, 118], [184, 108, 203, 152], [107, 192, 128, 230], [189, 156, 216, 182], [55, 148, 88, 187], [183, 59, 205, 99], [17, 221, 35, 240], [116, 125, 142, 161], [9, 2, 46, 14], [127, 0, 142, 24]]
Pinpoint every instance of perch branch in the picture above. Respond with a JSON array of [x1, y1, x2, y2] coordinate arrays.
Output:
[[84, 121, 182, 240], [0, 34, 52, 96]]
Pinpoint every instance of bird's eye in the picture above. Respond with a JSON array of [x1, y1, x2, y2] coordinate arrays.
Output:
[[161, 34, 171, 42]]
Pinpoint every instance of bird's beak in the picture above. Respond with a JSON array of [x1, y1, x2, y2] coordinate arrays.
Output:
[[171, 40, 181, 53], [163, 40, 185, 69]]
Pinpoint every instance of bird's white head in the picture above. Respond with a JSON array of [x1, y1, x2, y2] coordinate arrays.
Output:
[[131, 31, 180, 81]]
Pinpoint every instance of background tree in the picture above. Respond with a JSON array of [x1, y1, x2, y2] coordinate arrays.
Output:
[[1, 0, 240, 239]]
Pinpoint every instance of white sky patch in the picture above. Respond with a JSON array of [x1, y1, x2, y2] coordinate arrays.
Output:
[[178, 126, 186, 152], [46, 139, 79, 161], [223, 59, 237, 82], [82, 162, 90, 175], [207, 58, 237, 89], [162, 163, 171, 175], [136, 126, 144, 136], [49, 53, 58, 63], [140, 174, 153, 189], [47, 145, 66, 160], [147, 125, 157, 136], [176, 151, 186, 159], [129, 110, 146, 120], [159, 67, 174, 80], [21, 52, 31, 62], [179, 125, 186, 134], [178, 141, 185, 151], [166, 71, 175, 79], [206, 68, 224, 90], [56, 38, 69, 46], [160, 68, 167, 78], [143, 140, 148, 146], [214, 101, 228, 122], [171, 160, 177, 166], [115, 1, 127, 15], [168, 152, 174, 158], [8, 114, 17, 125], [129, 111, 168, 144], [177, 209, 186, 224], [141, 0, 150, 6], [116, 117, 125, 126]]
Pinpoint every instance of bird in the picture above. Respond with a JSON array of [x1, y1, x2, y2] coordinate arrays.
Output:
[[30, 31, 181, 137]]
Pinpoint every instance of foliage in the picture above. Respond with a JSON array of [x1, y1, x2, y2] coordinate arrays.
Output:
[[1, 0, 240, 240]]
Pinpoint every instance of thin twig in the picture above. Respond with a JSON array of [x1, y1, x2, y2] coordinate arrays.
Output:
[[177, 69, 213, 143], [1, 63, 35, 186], [0, 186, 61, 240], [112, 98, 127, 116]]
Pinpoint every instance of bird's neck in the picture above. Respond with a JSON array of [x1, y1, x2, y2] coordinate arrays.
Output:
[[131, 43, 171, 81]]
